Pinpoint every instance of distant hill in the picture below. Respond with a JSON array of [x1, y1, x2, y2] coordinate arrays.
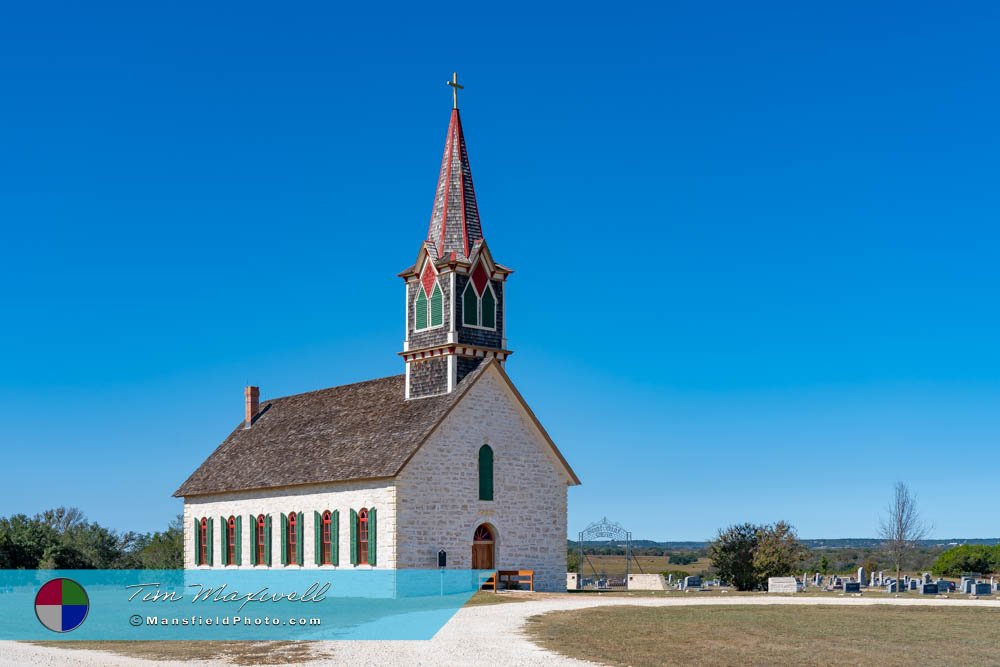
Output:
[[569, 538, 1000, 550]]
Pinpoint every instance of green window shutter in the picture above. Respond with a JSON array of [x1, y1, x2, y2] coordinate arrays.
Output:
[[368, 508, 377, 567], [463, 282, 478, 326], [481, 286, 496, 329], [296, 512, 304, 566], [414, 290, 428, 330], [314, 511, 322, 565], [207, 518, 214, 566], [350, 509, 358, 566], [332, 510, 340, 566], [479, 445, 494, 501], [430, 284, 443, 327], [265, 515, 272, 566], [250, 516, 257, 566], [235, 516, 243, 566], [280, 513, 288, 566], [194, 519, 201, 565], [220, 516, 227, 566]]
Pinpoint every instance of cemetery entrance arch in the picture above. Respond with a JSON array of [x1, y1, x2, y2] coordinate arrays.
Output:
[[578, 517, 634, 590]]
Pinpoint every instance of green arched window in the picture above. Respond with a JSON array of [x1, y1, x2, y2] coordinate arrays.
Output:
[[481, 286, 496, 329], [430, 283, 444, 327], [462, 281, 497, 330], [463, 282, 478, 326], [478, 445, 494, 501], [414, 289, 428, 330]]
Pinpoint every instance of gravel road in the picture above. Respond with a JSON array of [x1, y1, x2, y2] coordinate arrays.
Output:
[[5, 593, 1000, 666]]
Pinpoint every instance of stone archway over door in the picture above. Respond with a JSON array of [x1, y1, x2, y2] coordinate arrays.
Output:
[[472, 524, 495, 569]]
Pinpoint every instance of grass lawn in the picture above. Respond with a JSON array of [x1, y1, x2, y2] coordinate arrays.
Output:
[[525, 604, 1000, 666], [29, 640, 325, 664]]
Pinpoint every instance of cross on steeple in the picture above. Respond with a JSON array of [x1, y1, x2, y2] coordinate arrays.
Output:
[[446, 72, 463, 109]]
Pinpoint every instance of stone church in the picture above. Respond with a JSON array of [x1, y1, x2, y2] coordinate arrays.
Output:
[[174, 83, 579, 592]]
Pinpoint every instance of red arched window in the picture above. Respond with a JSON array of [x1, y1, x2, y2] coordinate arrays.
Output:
[[226, 516, 236, 566], [256, 514, 266, 565], [287, 511, 297, 564], [357, 508, 369, 565], [321, 511, 332, 565], [199, 517, 208, 565]]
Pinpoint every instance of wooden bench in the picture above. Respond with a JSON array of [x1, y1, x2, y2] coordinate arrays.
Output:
[[482, 570, 535, 592]]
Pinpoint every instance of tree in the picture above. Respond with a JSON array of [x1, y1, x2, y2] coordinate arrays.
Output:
[[38, 507, 86, 535], [668, 551, 699, 565], [753, 521, 807, 580], [818, 555, 830, 574], [931, 545, 996, 577], [38, 543, 91, 569], [878, 482, 928, 587], [710, 523, 760, 591], [139, 515, 184, 569]]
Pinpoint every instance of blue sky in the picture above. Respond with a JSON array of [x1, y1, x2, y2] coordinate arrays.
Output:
[[1, 2, 998, 540]]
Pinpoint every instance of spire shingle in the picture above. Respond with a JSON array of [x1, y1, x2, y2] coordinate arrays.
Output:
[[426, 109, 482, 259]]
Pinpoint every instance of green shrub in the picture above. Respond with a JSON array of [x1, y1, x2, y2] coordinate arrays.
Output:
[[931, 545, 998, 577]]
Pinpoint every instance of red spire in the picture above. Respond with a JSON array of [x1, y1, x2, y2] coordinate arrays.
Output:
[[426, 108, 483, 260]]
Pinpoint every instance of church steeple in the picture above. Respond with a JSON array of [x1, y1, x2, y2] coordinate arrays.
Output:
[[426, 104, 483, 261], [400, 75, 512, 400]]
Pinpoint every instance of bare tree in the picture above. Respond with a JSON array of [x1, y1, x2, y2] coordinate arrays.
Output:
[[878, 482, 928, 589]]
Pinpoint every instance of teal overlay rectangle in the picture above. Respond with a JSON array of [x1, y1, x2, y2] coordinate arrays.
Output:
[[2, 569, 492, 640]]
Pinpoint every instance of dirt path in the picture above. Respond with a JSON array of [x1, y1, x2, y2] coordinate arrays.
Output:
[[5, 594, 1000, 666]]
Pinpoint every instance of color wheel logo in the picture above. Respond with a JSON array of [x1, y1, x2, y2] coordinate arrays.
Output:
[[35, 578, 89, 633]]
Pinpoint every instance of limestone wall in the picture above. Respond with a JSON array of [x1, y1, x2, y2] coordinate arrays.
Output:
[[182, 480, 396, 570], [395, 366, 574, 591]]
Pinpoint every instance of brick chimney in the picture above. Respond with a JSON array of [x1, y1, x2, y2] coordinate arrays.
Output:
[[244, 386, 260, 428]]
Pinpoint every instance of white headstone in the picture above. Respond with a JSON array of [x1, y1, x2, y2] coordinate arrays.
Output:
[[768, 577, 798, 593]]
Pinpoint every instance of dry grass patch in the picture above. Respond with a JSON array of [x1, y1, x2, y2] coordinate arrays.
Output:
[[581, 554, 712, 576], [464, 591, 534, 606], [29, 640, 326, 664], [525, 604, 1000, 666]]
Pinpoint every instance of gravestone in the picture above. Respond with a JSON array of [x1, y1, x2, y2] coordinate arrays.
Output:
[[923, 572, 932, 584], [683, 575, 702, 590], [858, 566, 866, 586], [921, 583, 938, 595], [962, 579, 975, 595], [768, 577, 798, 593], [974, 582, 992, 596], [843, 581, 861, 593], [908, 579, 918, 591], [886, 582, 898, 593]]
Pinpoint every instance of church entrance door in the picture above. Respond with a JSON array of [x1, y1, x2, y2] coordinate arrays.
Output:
[[472, 524, 495, 569]]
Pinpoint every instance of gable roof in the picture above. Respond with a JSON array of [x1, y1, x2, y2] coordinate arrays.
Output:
[[174, 360, 579, 497], [174, 363, 484, 497]]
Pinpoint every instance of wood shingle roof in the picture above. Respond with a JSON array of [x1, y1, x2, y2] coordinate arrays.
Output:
[[173, 362, 490, 497]]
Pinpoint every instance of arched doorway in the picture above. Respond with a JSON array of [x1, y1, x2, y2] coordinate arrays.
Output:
[[472, 523, 495, 569]]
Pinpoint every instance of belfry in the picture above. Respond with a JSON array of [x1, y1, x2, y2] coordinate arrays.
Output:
[[399, 74, 513, 399]]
